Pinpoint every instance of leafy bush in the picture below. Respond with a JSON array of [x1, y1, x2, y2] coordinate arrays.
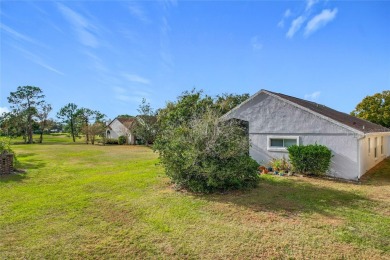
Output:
[[154, 90, 259, 193], [105, 138, 119, 145], [0, 137, 17, 166], [287, 144, 332, 176], [118, 135, 127, 145], [0, 137, 14, 154]]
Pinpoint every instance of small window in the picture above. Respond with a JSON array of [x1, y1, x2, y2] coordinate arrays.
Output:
[[268, 136, 299, 151], [374, 137, 377, 158], [381, 136, 384, 155], [368, 138, 371, 154]]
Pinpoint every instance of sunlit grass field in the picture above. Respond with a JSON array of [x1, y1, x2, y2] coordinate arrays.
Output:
[[0, 134, 389, 258]]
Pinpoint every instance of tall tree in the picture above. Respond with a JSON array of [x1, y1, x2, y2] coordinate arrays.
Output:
[[57, 103, 79, 142], [215, 93, 250, 115], [7, 86, 45, 143], [36, 103, 52, 143], [351, 91, 390, 128], [77, 108, 105, 144], [133, 98, 158, 145], [0, 111, 27, 138]]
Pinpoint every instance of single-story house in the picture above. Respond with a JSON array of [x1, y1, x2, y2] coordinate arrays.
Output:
[[222, 89, 390, 180], [106, 117, 136, 144]]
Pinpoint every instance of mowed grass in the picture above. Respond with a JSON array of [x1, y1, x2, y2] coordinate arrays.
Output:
[[0, 136, 389, 259]]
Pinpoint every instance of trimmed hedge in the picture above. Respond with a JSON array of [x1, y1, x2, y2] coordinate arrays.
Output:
[[287, 144, 332, 176], [118, 135, 127, 145], [105, 138, 119, 145]]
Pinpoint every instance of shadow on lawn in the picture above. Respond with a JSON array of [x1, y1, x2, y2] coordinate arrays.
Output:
[[0, 172, 27, 183], [360, 157, 390, 187], [16, 152, 46, 170], [200, 176, 369, 216]]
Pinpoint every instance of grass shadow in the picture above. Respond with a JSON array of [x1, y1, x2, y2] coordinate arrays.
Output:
[[0, 172, 28, 183], [200, 175, 369, 217], [14, 152, 46, 170]]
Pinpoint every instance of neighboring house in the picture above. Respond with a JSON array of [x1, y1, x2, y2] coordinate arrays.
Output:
[[106, 117, 136, 144], [222, 89, 390, 180]]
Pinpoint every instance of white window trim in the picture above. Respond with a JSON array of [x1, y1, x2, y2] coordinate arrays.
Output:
[[368, 138, 371, 155], [267, 135, 299, 152], [381, 136, 384, 155], [374, 137, 378, 160]]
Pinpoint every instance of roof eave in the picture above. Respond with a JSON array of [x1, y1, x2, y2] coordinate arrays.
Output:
[[263, 90, 365, 136]]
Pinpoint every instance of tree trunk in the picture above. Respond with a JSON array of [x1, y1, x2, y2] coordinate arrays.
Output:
[[27, 115, 33, 144], [39, 131, 43, 143], [70, 120, 76, 142]]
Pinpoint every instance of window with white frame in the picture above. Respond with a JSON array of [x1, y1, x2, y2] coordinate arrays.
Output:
[[381, 136, 384, 155], [267, 136, 299, 151], [374, 137, 378, 158], [368, 138, 371, 154]]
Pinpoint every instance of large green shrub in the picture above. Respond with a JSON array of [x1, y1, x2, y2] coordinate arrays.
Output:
[[154, 90, 258, 193], [118, 135, 127, 145], [287, 144, 332, 176]]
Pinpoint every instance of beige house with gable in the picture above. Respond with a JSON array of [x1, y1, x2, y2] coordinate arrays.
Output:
[[106, 117, 136, 144]]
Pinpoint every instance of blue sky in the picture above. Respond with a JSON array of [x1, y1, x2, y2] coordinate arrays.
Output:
[[1, 0, 389, 120]]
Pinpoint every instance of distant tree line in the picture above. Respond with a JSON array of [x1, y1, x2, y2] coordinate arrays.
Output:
[[0, 86, 106, 144]]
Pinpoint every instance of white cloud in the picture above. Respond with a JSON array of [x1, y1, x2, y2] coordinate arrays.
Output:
[[159, 17, 174, 72], [12, 46, 64, 75], [0, 107, 9, 115], [277, 9, 292, 28], [286, 16, 305, 38], [306, 0, 319, 11], [304, 91, 321, 100], [304, 8, 338, 36], [251, 36, 263, 51], [284, 9, 292, 18], [122, 73, 150, 85], [0, 23, 45, 47], [128, 3, 150, 23], [57, 3, 99, 48]]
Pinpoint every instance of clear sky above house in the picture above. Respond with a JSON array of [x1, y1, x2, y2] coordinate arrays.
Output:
[[1, 0, 389, 120]]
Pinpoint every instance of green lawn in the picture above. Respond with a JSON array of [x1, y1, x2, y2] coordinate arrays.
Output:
[[1, 135, 389, 259]]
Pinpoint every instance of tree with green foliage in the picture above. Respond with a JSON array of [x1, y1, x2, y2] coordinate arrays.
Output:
[[36, 102, 52, 143], [57, 103, 79, 142], [76, 108, 105, 144], [351, 90, 390, 128], [84, 122, 106, 145], [0, 112, 26, 138], [7, 86, 46, 143], [215, 93, 250, 115], [133, 98, 158, 145], [154, 89, 258, 193]]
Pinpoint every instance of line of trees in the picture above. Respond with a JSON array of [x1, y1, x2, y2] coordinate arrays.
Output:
[[0, 86, 106, 144]]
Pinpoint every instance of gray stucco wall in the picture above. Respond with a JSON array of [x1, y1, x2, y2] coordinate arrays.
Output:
[[225, 93, 360, 180]]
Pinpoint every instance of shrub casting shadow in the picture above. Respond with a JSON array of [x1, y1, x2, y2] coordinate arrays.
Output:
[[199, 176, 369, 216]]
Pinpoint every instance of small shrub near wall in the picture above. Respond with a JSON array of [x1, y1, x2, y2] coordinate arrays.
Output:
[[118, 136, 127, 145], [287, 144, 332, 176], [105, 138, 119, 145]]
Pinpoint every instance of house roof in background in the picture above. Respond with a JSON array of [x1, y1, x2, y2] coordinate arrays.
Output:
[[107, 117, 136, 129], [264, 90, 390, 134]]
